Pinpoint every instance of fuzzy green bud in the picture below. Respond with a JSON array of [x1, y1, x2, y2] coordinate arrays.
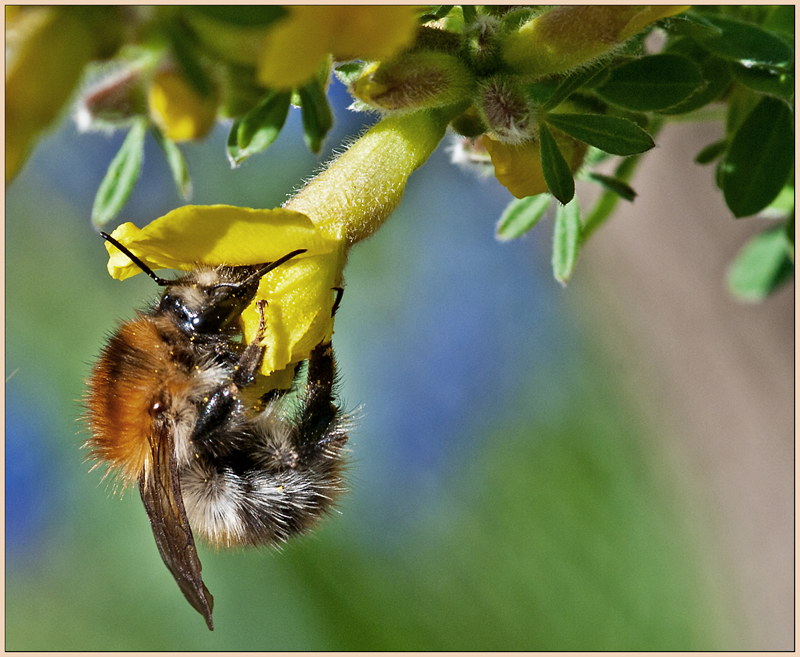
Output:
[[351, 51, 474, 114], [501, 5, 690, 78], [477, 75, 536, 145]]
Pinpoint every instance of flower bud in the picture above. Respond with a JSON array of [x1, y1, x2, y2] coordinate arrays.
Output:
[[501, 5, 690, 78], [6, 7, 95, 181], [351, 51, 474, 113], [477, 76, 536, 145], [75, 67, 147, 132], [147, 70, 218, 142]]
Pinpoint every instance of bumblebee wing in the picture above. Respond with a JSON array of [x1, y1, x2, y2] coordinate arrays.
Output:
[[139, 427, 215, 631]]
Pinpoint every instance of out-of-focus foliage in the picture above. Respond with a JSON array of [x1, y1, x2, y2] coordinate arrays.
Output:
[[6, 5, 793, 298]]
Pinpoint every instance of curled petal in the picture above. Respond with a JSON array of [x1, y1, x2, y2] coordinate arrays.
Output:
[[105, 205, 338, 280]]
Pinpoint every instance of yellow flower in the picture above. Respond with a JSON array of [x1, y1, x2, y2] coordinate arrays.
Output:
[[483, 134, 587, 199], [6, 7, 95, 182], [502, 6, 690, 78], [257, 6, 419, 89], [148, 70, 218, 142], [104, 205, 345, 382]]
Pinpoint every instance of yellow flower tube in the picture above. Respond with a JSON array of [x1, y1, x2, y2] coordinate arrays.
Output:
[[502, 6, 690, 78], [286, 109, 453, 245]]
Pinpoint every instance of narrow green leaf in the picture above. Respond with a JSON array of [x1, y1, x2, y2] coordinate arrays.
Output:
[[727, 226, 794, 301], [542, 64, 605, 111], [694, 139, 727, 165], [152, 127, 192, 200], [545, 113, 654, 156], [91, 119, 147, 228], [298, 80, 333, 154], [539, 124, 575, 205], [495, 194, 552, 241], [595, 54, 705, 111], [587, 173, 637, 202], [552, 197, 581, 285], [227, 90, 292, 167], [696, 14, 793, 69], [721, 95, 794, 218]]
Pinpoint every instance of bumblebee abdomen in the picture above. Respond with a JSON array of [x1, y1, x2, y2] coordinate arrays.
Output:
[[180, 406, 349, 548]]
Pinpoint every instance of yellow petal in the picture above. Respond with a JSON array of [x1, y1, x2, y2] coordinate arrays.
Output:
[[257, 6, 418, 89], [147, 70, 217, 142], [483, 137, 549, 199], [328, 6, 419, 62], [105, 205, 338, 280], [484, 134, 586, 199], [6, 8, 94, 182], [257, 6, 333, 89], [240, 244, 345, 376]]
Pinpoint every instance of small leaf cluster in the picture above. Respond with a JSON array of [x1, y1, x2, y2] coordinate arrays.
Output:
[[489, 6, 793, 294]]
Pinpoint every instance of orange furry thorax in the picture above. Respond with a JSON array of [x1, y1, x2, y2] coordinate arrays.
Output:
[[85, 313, 192, 486]]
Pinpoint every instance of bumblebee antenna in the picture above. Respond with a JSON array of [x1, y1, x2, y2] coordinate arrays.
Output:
[[242, 249, 307, 286], [213, 249, 309, 290], [99, 232, 171, 286]]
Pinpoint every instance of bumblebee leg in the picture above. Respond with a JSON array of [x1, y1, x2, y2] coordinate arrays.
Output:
[[192, 301, 269, 451]]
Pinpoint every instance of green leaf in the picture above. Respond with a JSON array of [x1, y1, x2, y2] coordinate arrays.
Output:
[[151, 127, 192, 200], [694, 139, 727, 165], [587, 173, 637, 202], [727, 226, 794, 301], [545, 113, 654, 156], [659, 38, 732, 115], [495, 194, 552, 241], [664, 14, 724, 41], [335, 62, 368, 87], [227, 90, 292, 167], [418, 6, 452, 23], [595, 54, 705, 112], [91, 119, 147, 228], [298, 80, 333, 154], [461, 5, 477, 24], [552, 197, 581, 285], [721, 95, 794, 218], [539, 124, 575, 205], [541, 64, 605, 111], [729, 62, 794, 100], [167, 22, 214, 97], [186, 6, 287, 26], [694, 14, 793, 69], [762, 5, 794, 43]]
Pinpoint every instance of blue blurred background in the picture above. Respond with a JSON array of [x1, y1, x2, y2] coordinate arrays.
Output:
[[5, 81, 790, 649]]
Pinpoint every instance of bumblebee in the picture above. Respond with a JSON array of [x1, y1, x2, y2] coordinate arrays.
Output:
[[85, 233, 348, 630]]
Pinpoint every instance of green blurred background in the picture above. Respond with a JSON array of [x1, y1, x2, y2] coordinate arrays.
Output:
[[6, 82, 792, 650]]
